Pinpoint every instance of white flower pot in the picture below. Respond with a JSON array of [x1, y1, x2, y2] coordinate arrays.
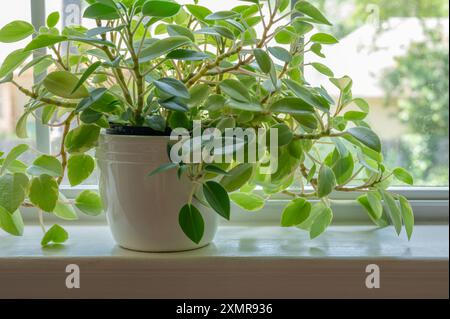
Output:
[[95, 133, 219, 252]]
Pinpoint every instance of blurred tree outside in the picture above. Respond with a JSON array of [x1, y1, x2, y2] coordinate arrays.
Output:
[[382, 29, 449, 185], [310, 0, 449, 186]]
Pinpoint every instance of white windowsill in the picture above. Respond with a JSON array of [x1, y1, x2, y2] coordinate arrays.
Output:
[[0, 225, 448, 299]]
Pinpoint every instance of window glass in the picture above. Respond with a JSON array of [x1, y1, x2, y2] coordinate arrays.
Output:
[[1, 0, 448, 187]]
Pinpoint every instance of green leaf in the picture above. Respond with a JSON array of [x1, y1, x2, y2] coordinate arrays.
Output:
[[357, 194, 385, 225], [0, 159, 27, 174], [203, 181, 230, 220], [0, 207, 24, 236], [72, 61, 102, 94], [227, 99, 263, 112], [220, 163, 254, 192], [166, 49, 209, 61], [47, 11, 60, 28], [142, 0, 181, 18], [270, 123, 293, 147], [344, 111, 367, 121], [154, 77, 190, 99], [179, 204, 204, 244], [195, 26, 235, 40], [185, 4, 212, 22], [67, 154, 95, 186], [352, 98, 370, 112], [393, 167, 414, 185], [75, 190, 103, 216], [380, 190, 403, 235], [54, 194, 78, 221], [139, 36, 191, 63], [281, 198, 311, 227], [41, 224, 69, 246], [292, 19, 314, 35], [0, 20, 34, 43], [206, 94, 226, 112], [188, 84, 210, 107], [330, 76, 353, 92], [275, 27, 296, 44], [311, 62, 334, 77], [206, 11, 240, 21], [64, 124, 101, 154], [347, 127, 381, 153], [23, 34, 67, 52], [310, 33, 339, 44], [230, 192, 265, 211], [270, 97, 315, 115], [44, 71, 89, 99], [399, 195, 414, 240], [148, 162, 178, 177], [27, 155, 63, 177], [0, 49, 32, 79], [220, 79, 251, 103], [29, 175, 59, 212], [0, 173, 29, 214], [0, 144, 29, 175], [83, 3, 121, 20], [310, 207, 333, 239], [166, 25, 195, 42], [283, 79, 329, 112], [295, 1, 332, 25], [367, 191, 383, 220], [253, 48, 273, 74], [268, 46, 291, 63], [317, 164, 336, 198]]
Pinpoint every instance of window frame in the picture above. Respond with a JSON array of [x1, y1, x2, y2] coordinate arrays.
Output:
[[25, 0, 449, 225]]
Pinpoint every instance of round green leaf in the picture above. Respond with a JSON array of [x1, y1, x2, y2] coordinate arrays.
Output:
[[281, 198, 312, 227], [54, 194, 78, 221], [142, 1, 181, 18], [311, 62, 334, 77], [23, 34, 67, 52], [206, 11, 240, 21], [253, 48, 273, 74], [310, 207, 333, 239], [393, 167, 414, 185], [0, 144, 29, 175], [0, 49, 32, 79], [29, 174, 59, 212], [270, 97, 315, 115], [47, 11, 60, 28], [219, 79, 251, 103], [27, 155, 63, 177], [347, 127, 381, 153], [64, 124, 101, 154], [399, 195, 414, 240], [230, 192, 265, 211], [41, 224, 69, 246], [220, 163, 254, 192], [0, 207, 24, 236], [67, 154, 95, 186], [203, 181, 230, 220], [43, 71, 89, 99], [154, 78, 190, 99], [139, 36, 191, 63], [295, 1, 332, 25], [0, 20, 34, 43], [83, 3, 121, 20], [0, 173, 29, 214], [311, 33, 339, 45], [75, 190, 103, 216], [179, 204, 204, 244], [317, 164, 336, 198]]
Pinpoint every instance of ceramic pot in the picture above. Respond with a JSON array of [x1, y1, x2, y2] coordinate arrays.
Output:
[[95, 133, 218, 252]]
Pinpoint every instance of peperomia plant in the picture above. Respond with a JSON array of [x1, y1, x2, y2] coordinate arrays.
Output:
[[0, 0, 415, 247]]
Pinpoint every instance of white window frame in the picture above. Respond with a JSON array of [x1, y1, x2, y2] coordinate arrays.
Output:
[[26, 0, 449, 225]]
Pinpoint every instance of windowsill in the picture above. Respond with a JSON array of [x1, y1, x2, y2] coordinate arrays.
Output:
[[0, 225, 448, 298]]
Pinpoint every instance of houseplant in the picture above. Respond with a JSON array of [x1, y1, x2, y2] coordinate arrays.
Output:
[[0, 0, 415, 250]]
